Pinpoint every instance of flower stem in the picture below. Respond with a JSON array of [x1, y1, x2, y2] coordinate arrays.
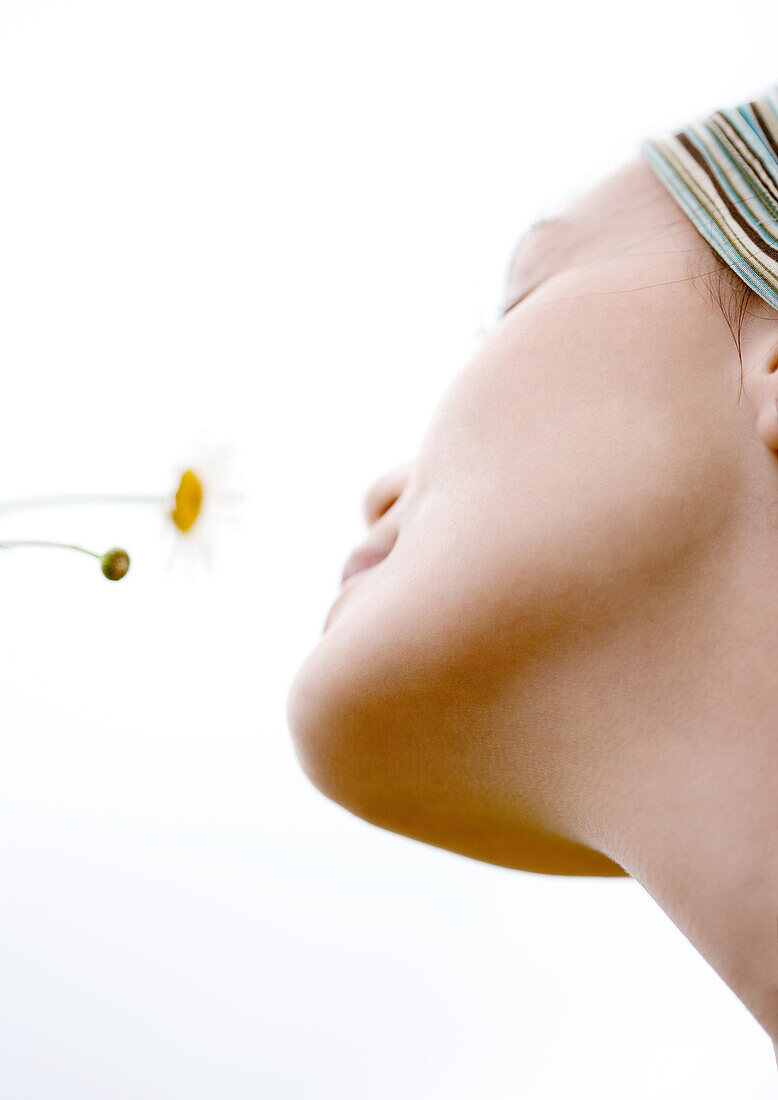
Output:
[[0, 540, 102, 558], [0, 493, 165, 515]]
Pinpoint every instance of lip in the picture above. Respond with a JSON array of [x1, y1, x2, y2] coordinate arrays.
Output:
[[340, 542, 393, 587]]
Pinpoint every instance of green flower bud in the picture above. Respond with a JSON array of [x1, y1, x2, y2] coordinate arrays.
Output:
[[101, 547, 130, 581]]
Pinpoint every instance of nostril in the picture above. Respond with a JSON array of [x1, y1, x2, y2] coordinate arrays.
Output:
[[365, 492, 398, 527], [363, 464, 412, 526], [374, 493, 399, 521]]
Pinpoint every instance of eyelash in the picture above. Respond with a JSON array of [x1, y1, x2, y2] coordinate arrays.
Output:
[[501, 282, 542, 318]]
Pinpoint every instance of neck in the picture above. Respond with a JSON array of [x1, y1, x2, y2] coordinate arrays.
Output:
[[580, 534, 778, 1045], [607, 752, 778, 1044]]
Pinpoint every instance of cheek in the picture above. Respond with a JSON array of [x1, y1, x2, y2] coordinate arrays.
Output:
[[411, 295, 742, 632]]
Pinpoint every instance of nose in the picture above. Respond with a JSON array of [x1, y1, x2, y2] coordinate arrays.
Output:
[[363, 463, 412, 526]]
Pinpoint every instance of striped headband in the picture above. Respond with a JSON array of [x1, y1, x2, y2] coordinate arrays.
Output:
[[640, 88, 778, 311]]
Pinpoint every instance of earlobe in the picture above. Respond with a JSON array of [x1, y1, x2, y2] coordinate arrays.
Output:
[[756, 391, 778, 453], [754, 346, 778, 452]]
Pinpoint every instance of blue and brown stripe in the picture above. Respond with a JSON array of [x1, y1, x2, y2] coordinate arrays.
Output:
[[641, 88, 778, 311]]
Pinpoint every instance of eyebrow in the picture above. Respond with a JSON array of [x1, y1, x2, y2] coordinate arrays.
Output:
[[510, 216, 564, 267], [502, 216, 568, 316], [527, 216, 562, 236]]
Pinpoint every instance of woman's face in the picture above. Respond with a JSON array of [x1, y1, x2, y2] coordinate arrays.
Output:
[[287, 156, 758, 876]]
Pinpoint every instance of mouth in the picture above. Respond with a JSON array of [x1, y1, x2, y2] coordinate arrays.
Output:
[[339, 542, 393, 587], [322, 540, 394, 633]]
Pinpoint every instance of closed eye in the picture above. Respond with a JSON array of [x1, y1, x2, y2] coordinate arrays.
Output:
[[501, 281, 544, 319]]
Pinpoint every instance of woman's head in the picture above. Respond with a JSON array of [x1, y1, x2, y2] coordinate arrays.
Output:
[[287, 151, 778, 879]]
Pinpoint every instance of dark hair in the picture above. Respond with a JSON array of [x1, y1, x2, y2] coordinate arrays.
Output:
[[708, 257, 757, 392]]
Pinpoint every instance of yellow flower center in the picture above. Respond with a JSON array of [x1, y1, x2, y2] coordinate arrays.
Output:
[[171, 470, 203, 533]]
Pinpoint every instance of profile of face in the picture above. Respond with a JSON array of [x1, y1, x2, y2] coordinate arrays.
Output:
[[287, 155, 778, 891]]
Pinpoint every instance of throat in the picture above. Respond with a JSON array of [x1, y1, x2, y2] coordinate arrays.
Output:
[[605, 754, 778, 1045]]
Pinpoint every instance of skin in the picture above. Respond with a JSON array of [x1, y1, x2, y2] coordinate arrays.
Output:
[[287, 155, 778, 1053]]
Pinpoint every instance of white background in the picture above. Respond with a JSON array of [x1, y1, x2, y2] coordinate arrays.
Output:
[[0, 1, 775, 1095]]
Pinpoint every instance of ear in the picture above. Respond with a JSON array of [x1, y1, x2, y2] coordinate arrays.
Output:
[[754, 337, 778, 452]]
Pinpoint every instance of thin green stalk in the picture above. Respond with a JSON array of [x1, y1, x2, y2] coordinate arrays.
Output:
[[0, 539, 101, 558], [0, 493, 164, 515], [0, 540, 131, 580]]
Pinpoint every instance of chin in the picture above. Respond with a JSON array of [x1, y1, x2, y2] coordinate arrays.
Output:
[[286, 634, 628, 879]]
